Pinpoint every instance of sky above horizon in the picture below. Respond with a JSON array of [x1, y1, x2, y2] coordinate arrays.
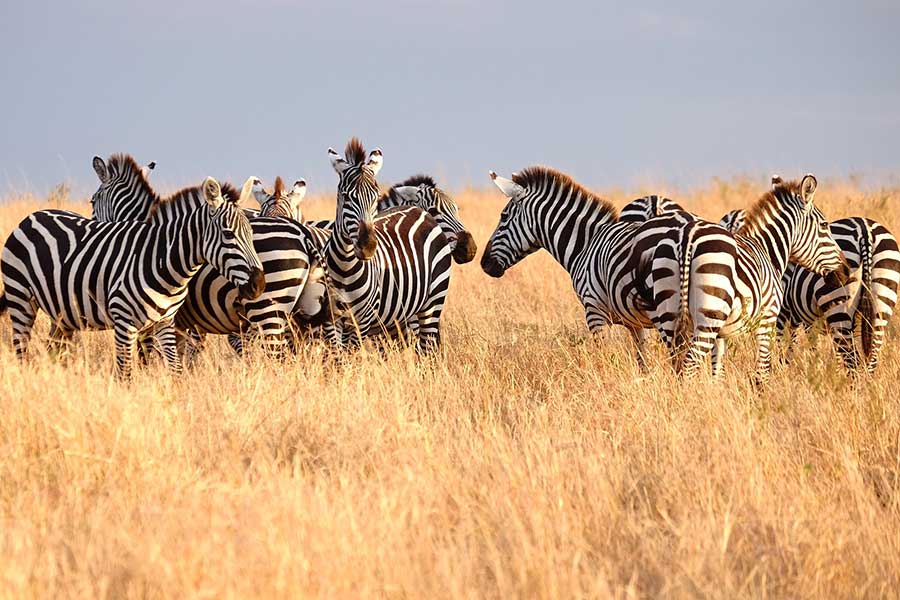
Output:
[[2, 0, 899, 197]]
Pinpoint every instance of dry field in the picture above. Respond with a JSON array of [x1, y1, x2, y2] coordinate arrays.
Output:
[[1, 176, 899, 598]]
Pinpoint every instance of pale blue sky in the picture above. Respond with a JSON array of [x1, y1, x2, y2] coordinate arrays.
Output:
[[2, 0, 899, 196]]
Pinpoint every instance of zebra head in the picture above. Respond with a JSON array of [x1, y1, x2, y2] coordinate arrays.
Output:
[[388, 176, 477, 264], [91, 154, 158, 222], [329, 138, 382, 260], [768, 174, 848, 281], [258, 176, 306, 221], [481, 170, 537, 277], [200, 177, 266, 300]]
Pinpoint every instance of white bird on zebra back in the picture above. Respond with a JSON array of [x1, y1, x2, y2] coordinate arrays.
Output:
[[1, 176, 265, 377], [718, 175, 900, 375], [636, 173, 850, 382]]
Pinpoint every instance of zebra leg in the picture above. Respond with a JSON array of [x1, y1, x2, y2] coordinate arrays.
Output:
[[178, 328, 206, 367], [6, 292, 38, 358], [752, 319, 778, 384], [829, 322, 859, 372], [48, 322, 75, 359], [865, 319, 888, 374], [152, 321, 182, 374], [628, 328, 651, 373], [227, 333, 245, 356], [415, 306, 443, 355], [680, 335, 715, 378], [113, 323, 139, 379], [136, 332, 158, 365], [711, 337, 726, 379]]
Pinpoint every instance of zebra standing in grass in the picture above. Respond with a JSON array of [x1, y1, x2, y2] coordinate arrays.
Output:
[[638, 175, 849, 381], [481, 167, 698, 368], [89, 157, 322, 357], [0, 177, 264, 376], [320, 138, 453, 351], [718, 179, 900, 374]]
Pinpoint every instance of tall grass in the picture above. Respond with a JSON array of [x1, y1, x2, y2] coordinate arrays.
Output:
[[1, 176, 898, 598]]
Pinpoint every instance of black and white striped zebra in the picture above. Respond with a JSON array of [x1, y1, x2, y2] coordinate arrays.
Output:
[[481, 167, 696, 368], [718, 179, 900, 374], [89, 158, 321, 357], [0, 177, 264, 376], [639, 174, 849, 380], [321, 138, 453, 351]]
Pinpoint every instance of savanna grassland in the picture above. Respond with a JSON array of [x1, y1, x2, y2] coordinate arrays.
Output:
[[1, 176, 899, 599]]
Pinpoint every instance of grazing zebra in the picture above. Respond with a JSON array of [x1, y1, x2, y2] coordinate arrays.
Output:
[[0, 177, 264, 376], [638, 174, 849, 381], [320, 138, 453, 351], [718, 178, 900, 374], [481, 166, 697, 368], [89, 159, 322, 357]]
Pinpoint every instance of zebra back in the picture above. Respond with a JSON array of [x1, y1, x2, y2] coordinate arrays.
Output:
[[620, 195, 686, 223]]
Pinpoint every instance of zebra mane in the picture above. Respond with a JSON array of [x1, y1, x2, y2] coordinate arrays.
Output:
[[273, 176, 284, 199], [146, 180, 240, 220], [106, 153, 158, 202], [399, 174, 436, 188], [739, 178, 802, 233], [345, 137, 367, 165], [512, 166, 617, 219]]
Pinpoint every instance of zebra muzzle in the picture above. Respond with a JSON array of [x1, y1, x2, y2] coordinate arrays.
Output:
[[452, 231, 478, 264], [354, 220, 378, 260], [238, 268, 266, 300], [481, 254, 505, 278]]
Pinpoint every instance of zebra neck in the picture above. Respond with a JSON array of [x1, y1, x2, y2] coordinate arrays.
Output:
[[323, 227, 366, 278], [535, 205, 613, 273], [742, 220, 792, 276], [146, 208, 207, 279]]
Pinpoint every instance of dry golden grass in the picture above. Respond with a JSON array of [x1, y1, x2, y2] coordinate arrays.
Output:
[[1, 176, 899, 598]]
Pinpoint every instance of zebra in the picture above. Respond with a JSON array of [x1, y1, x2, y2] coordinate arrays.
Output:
[[258, 177, 307, 221], [320, 138, 453, 351], [718, 178, 900, 374], [0, 177, 264, 377], [637, 174, 849, 381], [481, 166, 696, 369], [88, 158, 322, 357]]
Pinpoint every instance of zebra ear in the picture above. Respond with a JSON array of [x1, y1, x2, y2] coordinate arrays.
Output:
[[202, 177, 224, 208], [800, 173, 817, 209], [142, 161, 156, 178], [489, 171, 526, 199], [92, 156, 109, 183], [366, 149, 384, 176], [770, 174, 782, 189], [392, 185, 419, 204], [290, 179, 307, 205], [329, 147, 350, 174]]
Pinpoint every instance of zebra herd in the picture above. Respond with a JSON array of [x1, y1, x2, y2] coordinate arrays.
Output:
[[0, 137, 897, 383], [483, 168, 899, 381]]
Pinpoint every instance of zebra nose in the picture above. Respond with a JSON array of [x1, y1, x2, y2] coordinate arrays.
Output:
[[452, 231, 478, 264], [238, 268, 266, 300]]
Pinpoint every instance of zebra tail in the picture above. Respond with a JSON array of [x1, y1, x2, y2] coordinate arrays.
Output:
[[673, 224, 696, 363], [857, 223, 876, 361], [633, 254, 655, 312]]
